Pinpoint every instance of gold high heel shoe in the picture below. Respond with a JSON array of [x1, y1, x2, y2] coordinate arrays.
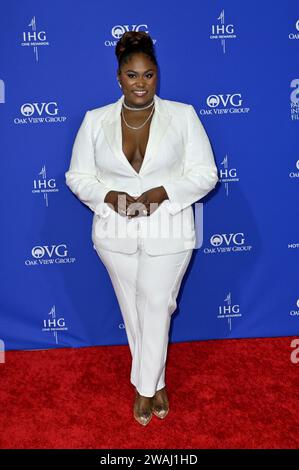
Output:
[[133, 391, 154, 426], [152, 386, 169, 419]]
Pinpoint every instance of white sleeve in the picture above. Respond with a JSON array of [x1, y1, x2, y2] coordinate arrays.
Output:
[[162, 104, 219, 216], [65, 110, 112, 216]]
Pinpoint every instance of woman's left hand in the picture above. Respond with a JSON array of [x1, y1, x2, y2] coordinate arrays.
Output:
[[126, 186, 169, 218]]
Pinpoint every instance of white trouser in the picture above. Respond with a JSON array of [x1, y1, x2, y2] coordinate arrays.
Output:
[[93, 230, 193, 397]]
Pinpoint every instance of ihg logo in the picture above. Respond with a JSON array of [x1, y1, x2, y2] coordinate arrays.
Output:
[[43, 318, 66, 329]]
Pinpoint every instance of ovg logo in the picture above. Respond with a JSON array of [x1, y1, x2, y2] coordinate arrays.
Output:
[[25, 243, 76, 267], [211, 233, 245, 247], [32, 244, 68, 258], [14, 103, 66, 125], [204, 232, 252, 255], [200, 93, 250, 115], [104, 25, 153, 47], [289, 299, 299, 317], [207, 93, 242, 108], [288, 19, 299, 40], [111, 24, 148, 39], [288, 160, 299, 179], [20, 102, 58, 117]]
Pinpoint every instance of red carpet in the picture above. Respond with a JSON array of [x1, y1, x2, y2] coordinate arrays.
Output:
[[0, 336, 298, 449]]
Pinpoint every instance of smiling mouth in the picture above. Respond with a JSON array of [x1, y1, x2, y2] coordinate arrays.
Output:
[[132, 90, 147, 96]]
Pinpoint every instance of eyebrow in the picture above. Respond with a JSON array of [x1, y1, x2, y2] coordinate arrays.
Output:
[[125, 69, 155, 73]]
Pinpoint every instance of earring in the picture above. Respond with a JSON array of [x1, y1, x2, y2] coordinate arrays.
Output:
[[118, 81, 122, 88]]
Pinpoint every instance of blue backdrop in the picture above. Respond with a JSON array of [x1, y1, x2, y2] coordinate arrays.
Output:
[[1, 0, 298, 351]]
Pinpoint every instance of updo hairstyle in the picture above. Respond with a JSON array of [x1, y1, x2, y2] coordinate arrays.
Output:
[[115, 31, 158, 71]]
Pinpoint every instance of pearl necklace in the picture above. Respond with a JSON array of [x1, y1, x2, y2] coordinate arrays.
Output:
[[121, 104, 155, 130], [123, 97, 154, 111]]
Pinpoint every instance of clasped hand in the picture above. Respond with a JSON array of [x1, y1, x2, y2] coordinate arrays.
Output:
[[104, 186, 168, 219]]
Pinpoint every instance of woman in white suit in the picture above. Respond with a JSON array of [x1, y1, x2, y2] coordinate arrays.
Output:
[[65, 31, 218, 426]]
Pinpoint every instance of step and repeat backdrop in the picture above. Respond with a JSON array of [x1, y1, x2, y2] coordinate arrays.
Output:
[[0, 1, 298, 351]]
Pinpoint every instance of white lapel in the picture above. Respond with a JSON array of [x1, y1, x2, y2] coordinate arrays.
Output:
[[102, 94, 172, 176]]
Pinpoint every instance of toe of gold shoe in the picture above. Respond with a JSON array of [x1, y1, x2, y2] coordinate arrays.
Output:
[[152, 404, 169, 419], [133, 410, 153, 426]]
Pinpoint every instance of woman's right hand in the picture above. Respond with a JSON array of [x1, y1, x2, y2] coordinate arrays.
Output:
[[104, 190, 138, 217]]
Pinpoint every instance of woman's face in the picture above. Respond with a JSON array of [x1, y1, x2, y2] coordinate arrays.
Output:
[[117, 52, 157, 108]]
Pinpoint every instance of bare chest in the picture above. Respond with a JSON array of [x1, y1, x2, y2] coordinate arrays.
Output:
[[121, 112, 154, 174]]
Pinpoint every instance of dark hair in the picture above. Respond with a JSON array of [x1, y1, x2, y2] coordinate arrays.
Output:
[[115, 31, 158, 71]]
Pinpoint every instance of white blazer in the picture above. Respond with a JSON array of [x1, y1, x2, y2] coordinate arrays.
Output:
[[65, 94, 219, 255]]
